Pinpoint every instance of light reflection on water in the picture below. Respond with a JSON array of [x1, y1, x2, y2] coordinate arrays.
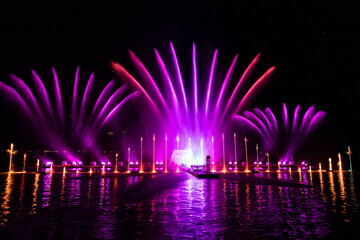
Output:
[[0, 171, 359, 239]]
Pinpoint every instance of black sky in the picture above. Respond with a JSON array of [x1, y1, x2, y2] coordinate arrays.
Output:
[[0, 0, 359, 167]]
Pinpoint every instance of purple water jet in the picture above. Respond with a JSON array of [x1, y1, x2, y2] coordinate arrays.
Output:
[[0, 68, 135, 165], [111, 42, 275, 169], [236, 104, 326, 165]]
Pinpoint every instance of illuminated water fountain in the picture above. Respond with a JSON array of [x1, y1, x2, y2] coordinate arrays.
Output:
[[329, 158, 333, 171], [6, 143, 17, 173], [338, 153, 342, 171], [347, 146, 353, 172], [235, 104, 326, 166], [0, 68, 137, 165], [111, 42, 275, 170]]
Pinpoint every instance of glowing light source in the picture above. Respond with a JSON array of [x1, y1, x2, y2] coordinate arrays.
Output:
[[256, 144, 259, 171], [36, 159, 40, 172], [115, 153, 119, 173], [23, 153, 27, 172], [338, 153, 342, 171], [319, 163, 322, 172], [266, 153, 270, 172], [347, 146, 353, 172], [7, 143, 17, 173], [234, 133, 237, 172], [211, 135, 215, 172], [128, 147, 131, 173], [222, 133, 226, 172], [140, 137, 144, 173], [152, 134, 156, 173], [165, 134, 168, 173], [277, 161, 281, 172], [244, 137, 250, 172], [329, 158, 332, 171]]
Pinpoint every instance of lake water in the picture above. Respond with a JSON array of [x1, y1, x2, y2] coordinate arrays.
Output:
[[0, 171, 359, 239]]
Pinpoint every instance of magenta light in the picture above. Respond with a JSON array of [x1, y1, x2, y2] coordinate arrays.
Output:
[[291, 104, 301, 136], [205, 49, 218, 115], [265, 107, 279, 134], [234, 66, 276, 114], [0, 82, 34, 121], [170, 42, 189, 112], [213, 54, 238, 121], [254, 108, 274, 136], [88, 80, 116, 124], [192, 43, 198, 115], [52, 68, 65, 127], [154, 48, 180, 112], [102, 91, 139, 127], [299, 105, 315, 135], [129, 50, 168, 111], [10, 74, 45, 121], [223, 53, 260, 120], [32, 70, 54, 121], [92, 84, 128, 128], [243, 111, 271, 139], [71, 67, 80, 129], [110, 61, 156, 109], [282, 103, 289, 132], [240, 104, 325, 165], [233, 115, 265, 139], [76, 73, 95, 133], [305, 111, 326, 137]]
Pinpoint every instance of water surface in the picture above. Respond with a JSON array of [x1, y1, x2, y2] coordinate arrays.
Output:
[[0, 171, 359, 239]]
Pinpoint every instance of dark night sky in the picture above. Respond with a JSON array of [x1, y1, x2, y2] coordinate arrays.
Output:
[[0, 0, 359, 167]]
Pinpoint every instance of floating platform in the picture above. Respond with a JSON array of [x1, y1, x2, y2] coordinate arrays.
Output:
[[187, 170, 220, 179]]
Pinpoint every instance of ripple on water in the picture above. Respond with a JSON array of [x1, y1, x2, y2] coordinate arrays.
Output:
[[0, 171, 359, 239]]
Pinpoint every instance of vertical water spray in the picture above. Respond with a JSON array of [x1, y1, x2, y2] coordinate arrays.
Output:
[[244, 138, 249, 172], [211, 136, 215, 172], [128, 147, 131, 173], [111, 43, 275, 169], [222, 133, 226, 172], [256, 144, 259, 171], [115, 153, 119, 173], [140, 137, 144, 173], [165, 135, 168, 173], [152, 134, 156, 173], [234, 133, 237, 172], [347, 146, 353, 172], [23, 153, 27, 172], [338, 153, 342, 171]]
